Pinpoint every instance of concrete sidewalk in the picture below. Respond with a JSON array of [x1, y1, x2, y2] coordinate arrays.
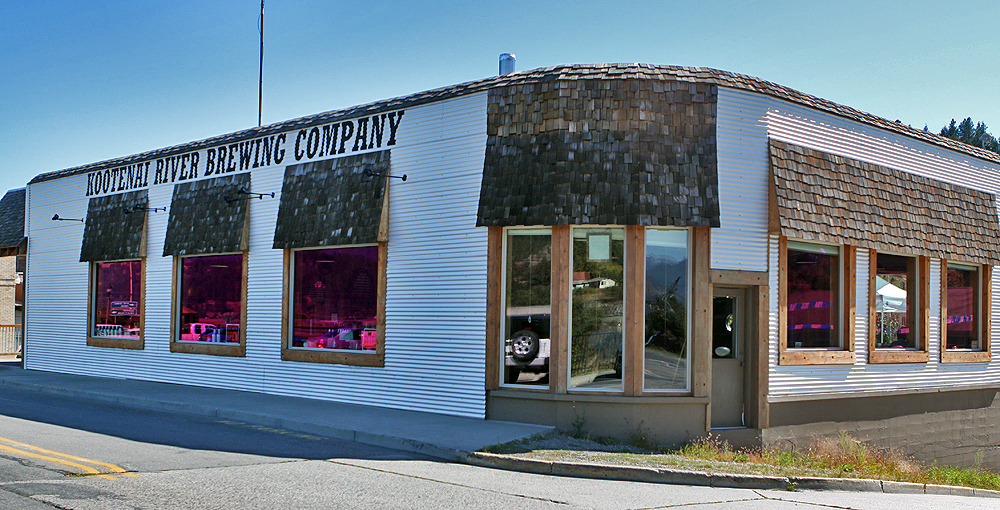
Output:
[[0, 362, 551, 460]]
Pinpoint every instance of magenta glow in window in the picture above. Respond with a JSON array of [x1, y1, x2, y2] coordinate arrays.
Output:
[[93, 260, 141, 338], [946, 264, 979, 350], [786, 243, 839, 348], [291, 246, 378, 351], [179, 254, 243, 343]]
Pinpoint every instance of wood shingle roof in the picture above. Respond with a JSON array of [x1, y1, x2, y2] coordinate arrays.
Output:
[[29, 64, 1000, 185], [769, 139, 1000, 266]]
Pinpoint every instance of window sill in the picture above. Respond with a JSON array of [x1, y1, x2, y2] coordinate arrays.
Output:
[[281, 348, 384, 367], [941, 350, 991, 363], [869, 350, 929, 364], [87, 336, 143, 350], [170, 341, 246, 357], [779, 350, 854, 365]]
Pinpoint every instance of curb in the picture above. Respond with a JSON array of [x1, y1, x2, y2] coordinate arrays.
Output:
[[463, 452, 1000, 498]]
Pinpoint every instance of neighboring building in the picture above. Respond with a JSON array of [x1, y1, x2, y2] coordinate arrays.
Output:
[[22, 64, 1000, 468], [0, 189, 26, 325]]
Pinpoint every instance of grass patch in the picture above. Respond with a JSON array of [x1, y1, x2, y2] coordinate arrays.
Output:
[[485, 431, 1000, 491], [673, 432, 1000, 491]]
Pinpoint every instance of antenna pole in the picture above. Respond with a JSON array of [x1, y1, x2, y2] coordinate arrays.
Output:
[[258, 0, 264, 127]]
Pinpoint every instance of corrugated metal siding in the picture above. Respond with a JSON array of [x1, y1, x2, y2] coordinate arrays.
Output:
[[24, 92, 489, 418], [712, 88, 770, 271], [760, 93, 1000, 396], [766, 108, 1000, 195]]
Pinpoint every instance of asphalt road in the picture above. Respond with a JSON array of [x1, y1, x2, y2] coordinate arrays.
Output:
[[1, 383, 997, 509]]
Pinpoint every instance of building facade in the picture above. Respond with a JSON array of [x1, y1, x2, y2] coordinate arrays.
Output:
[[23, 64, 1000, 468]]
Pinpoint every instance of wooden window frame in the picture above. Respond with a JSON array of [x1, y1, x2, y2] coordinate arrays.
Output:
[[941, 260, 991, 363], [639, 227, 693, 394], [279, 243, 387, 367], [496, 227, 553, 390], [868, 253, 930, 364], [567, 226, 627, 394], [487, 225, 708, 397], [86, 259, 145, 350], [778, 237, 855, 365], [170, 252, 248, 357]]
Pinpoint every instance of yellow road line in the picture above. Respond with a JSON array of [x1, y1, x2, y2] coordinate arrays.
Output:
[[0, 444, 118, 480], [0, 436, 139, 478]]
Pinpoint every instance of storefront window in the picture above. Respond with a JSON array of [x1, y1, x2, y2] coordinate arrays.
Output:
[[570, 227, 624, 390], [178, 254, 243, 343], [502, 229, 551, 386], [946, 263, 980, 350], [874, 253, 915, 349], [92, 260, 141, 338], [786, 242, 840, 349], [644, 229, 689, 391], [290, 246, 378, 352]]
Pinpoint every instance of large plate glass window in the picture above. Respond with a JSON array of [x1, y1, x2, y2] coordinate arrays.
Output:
[[644, 229, 689, 391], [289, 245, 379, 352], [945, 262, 981, 350], [786, 241, 840, 349], [92, 260, 142, 339], [502, 228, 551, 386], [570, 227, 624, 390], [177, 254, 243, 343], [874, 253, 916, 349]]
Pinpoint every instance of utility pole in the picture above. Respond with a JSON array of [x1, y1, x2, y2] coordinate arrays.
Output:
[[258, 0, 264, 127]]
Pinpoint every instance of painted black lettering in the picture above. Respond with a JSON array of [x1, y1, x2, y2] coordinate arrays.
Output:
[[275, 134, 287, 164], [339, 121, 355, 154], [205, 148, 216, 176], [118, 166, 126, 190], [239, 142, 253, 170], [184, 154, 195, 180], [321, 124, 338, 157], [227, 143, 238, 172], [167, 157, 178, 182], [252, 139, 262, 168], [87, 172, 95, 196], [261, 137, 274, 166], [102, 169, 110, 194], [126, 166, 135, 189], [370, 114, 386, 149], [387, 110, 404, 146], [143, 162, 149, 186], [294, 129, 307, 161], [155, 159, 165, 185], [306, 127, 320, 159], [352, 117, 368, 152], [190, 152, 199, 178]]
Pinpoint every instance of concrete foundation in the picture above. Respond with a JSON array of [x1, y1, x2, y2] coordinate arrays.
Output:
[[764, 387, 1000, 470]]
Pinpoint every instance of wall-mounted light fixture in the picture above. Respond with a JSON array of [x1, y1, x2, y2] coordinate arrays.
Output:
[[225, 185, 275, 203], [52, 214, 84, 223], [123, 204, 167, 214], [364, 167, 407, 181]]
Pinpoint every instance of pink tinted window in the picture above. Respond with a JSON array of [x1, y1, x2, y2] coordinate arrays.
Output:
[[291, 246, 378, 351], [946, 265, 978, 350], [93, 260, 141, 338], [786, 245, 839, 348], [179, 254, 243, 343]]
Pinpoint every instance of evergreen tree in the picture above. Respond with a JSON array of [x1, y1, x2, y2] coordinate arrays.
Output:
[[939, 117, 1000, 154]]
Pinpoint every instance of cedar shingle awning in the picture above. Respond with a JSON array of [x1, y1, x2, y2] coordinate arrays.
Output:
[[162, 174, 250, 257], [477, 79, 720, 227], [79, 190, 148, 262], [272, 151, 389, 249], [769, 140, 1000, 266]]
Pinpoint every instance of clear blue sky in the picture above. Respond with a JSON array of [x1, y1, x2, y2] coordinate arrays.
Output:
[[3, 0, 999, 189]]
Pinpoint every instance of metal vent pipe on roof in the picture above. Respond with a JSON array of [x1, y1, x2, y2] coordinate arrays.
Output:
[[499, 53, 516, 75]]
